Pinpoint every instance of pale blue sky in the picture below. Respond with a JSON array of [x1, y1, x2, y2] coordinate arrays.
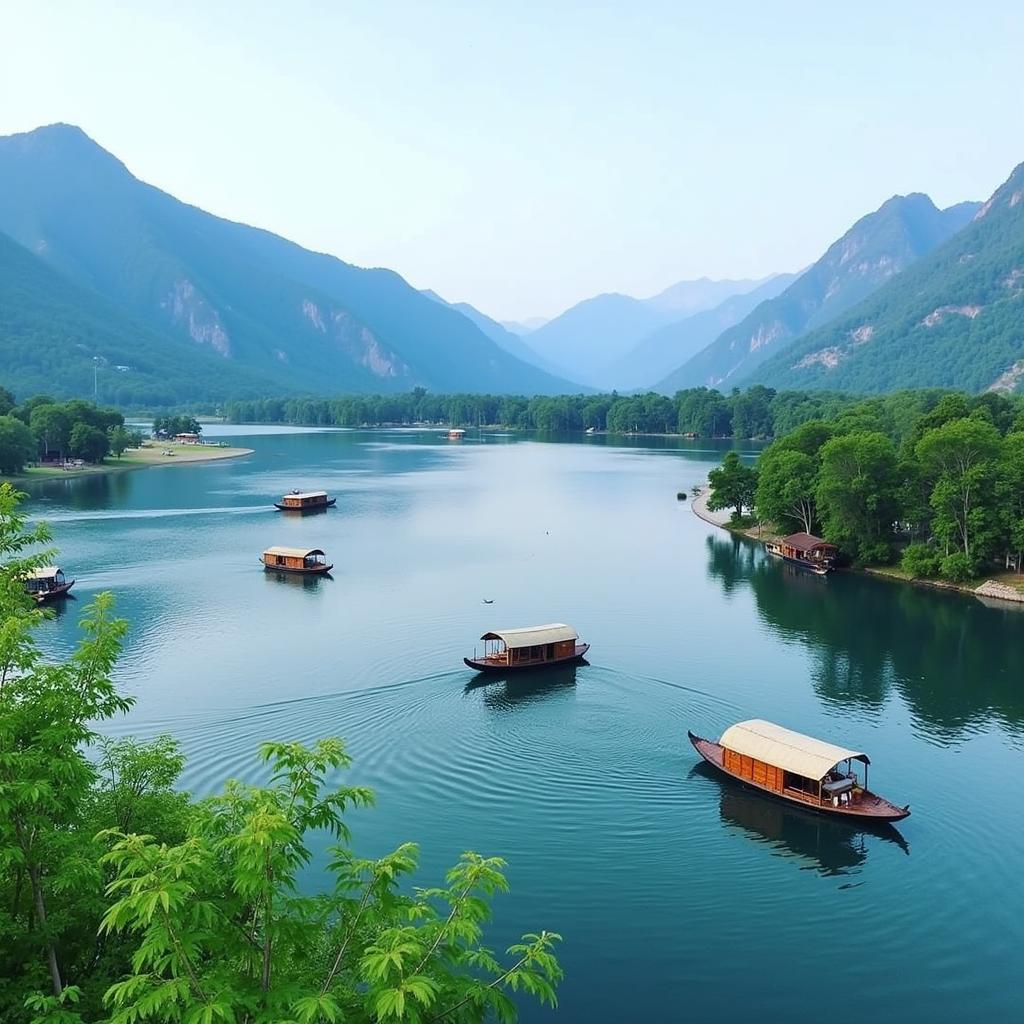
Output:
[[2, 2, 1022, 320]]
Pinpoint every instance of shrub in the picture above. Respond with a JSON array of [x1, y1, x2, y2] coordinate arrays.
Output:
[[940, 552, 975, 583], [900, 542, 942, 578]]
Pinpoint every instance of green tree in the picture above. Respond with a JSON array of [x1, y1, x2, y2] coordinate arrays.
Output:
[[0, 385, 15, 416], [0, 415, 36, 475], [68, 423, 109, 463], [99, 739, 562, 1024], [916, 417, 1001, 567], [29, 405, 72, 459], [755, 448, 819, 534], [707, 451, 758, 520], [107, 425, 132, 459], [996, 431, 1024, 571], [816, 431, 901, 563]]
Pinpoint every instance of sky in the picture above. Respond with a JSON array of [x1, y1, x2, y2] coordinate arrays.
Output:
[[1, 2, 1023, 322]]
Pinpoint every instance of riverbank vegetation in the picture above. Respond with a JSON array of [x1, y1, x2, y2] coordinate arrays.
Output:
[[705, 390, 1024, 584], [0, 387, 142, 476], [0, 486, 561, 1023], [225, 385, 864, 438]]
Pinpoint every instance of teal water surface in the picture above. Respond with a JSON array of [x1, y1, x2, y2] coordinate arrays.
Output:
[[25, 427, 1024, 1024]]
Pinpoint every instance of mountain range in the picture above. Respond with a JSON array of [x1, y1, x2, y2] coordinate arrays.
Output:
[[522, 275, 778, 388], [749, 162, 1024, 394], [0, 124, 576, 404], [656, 194, 980, 393]]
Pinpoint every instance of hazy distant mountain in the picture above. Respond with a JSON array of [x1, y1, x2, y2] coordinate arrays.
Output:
[[607, 273, 798, 391], [644, 275, 777, 317], [526, 277, 776, 387], [419, 289, 570, 379], [0, 229, 278, 404], [501, 316, 549, 335], [657, 194, 980, 393], [750, 162, 1024, 394], [0, 124, 576, 398]]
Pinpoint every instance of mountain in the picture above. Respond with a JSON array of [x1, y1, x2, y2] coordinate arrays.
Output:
[[501, 317, 549, 335], [608, 273, 798, 391], [657, 194, 980, 393], [0, 124, 576, 398], [525, 276, 771, 388], [418, 289, 570, 380], [0, 229, 282, 405], [749, 164, 1024, 394], [644, 276, 776, 317]]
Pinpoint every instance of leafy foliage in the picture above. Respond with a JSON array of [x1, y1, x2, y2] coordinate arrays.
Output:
[[707, 452, 758, 521]]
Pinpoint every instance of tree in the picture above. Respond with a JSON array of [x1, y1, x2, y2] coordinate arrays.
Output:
[[99, 739, 562, 1024], [996, 431, 1024, 571], [107, 425, 132, 459], [816, 431, 901, 563], [68, 423, 109, 463], [0, 386, 15, 416], [29, 405, 72, 459], [915, 417, 1001, 567], [0, 416, 36, 475], [707, 451, 758, 520], [755, 448, 819, 534], [731, 385, 776, 439]]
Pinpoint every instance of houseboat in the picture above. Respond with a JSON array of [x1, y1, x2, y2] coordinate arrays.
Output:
[[447, 428, 466, 440], [688, 719, 910, 822], [260, 547, 333, 575], [764, 532, 837, 575], [24, 566, 75, 603], [464, 623, 590, 673], [274, 490, 336, 512]]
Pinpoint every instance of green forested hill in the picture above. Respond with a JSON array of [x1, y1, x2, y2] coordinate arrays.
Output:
[[0, 124, 574, 397], [750, 162, 1024, 394], [657, 194, 979, 392], [0, 230, 281, 405]]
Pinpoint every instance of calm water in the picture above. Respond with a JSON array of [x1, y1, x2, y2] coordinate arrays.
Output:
[[24, 427, 1024, 1024]]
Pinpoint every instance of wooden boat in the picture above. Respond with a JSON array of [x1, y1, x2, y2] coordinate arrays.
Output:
[[764, 532, 837, 575], [688, 719, 910, 822], [24, 566, 75, 603], [260, 546, 333, 575], [274, 490, 336, 512], [446, 428, 466, 440], [464, 623, 590, 672]]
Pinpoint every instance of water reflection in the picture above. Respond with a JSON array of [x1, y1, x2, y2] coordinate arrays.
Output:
[[463, 664, 581, 708], [261, 570, 333, 591], [691, 763, 909, 876], [704, 534, 1024, 740]]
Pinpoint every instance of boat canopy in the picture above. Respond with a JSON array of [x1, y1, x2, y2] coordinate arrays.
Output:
[[719, 719, 869, 782], [780, 532, 837, 555], [264, 546, 326, 559], [27, 566, 62, 580], [480, 623, 577, 649], [284, 491, 328, 500]]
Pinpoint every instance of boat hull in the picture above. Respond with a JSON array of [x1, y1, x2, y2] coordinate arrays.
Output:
[[31, 580, 75, 603], [274, 498, 336, 511], [765, 547, 830, 575], [262, 562, 333, 575], [464, 642, 590, 673], [687, 730, 910, 822]]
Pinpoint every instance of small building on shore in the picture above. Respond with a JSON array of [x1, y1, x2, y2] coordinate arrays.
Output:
[[174, 432, 201, 444]]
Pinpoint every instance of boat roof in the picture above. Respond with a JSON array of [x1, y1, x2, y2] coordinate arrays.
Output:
[[480, 623, 577, 649], [719, 719, 869, 782], [283, 491, 328, 500], [263, 546, 326, 558], [27, 566, 62, 579], [781, 532, 837, 551]]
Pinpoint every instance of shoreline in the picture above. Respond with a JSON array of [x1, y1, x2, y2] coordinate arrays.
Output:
[[690, 482, 1024, 607], [3, 443, 254, 486]]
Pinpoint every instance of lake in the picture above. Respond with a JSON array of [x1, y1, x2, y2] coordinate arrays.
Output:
[[24, 426, 1024, 1024]]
